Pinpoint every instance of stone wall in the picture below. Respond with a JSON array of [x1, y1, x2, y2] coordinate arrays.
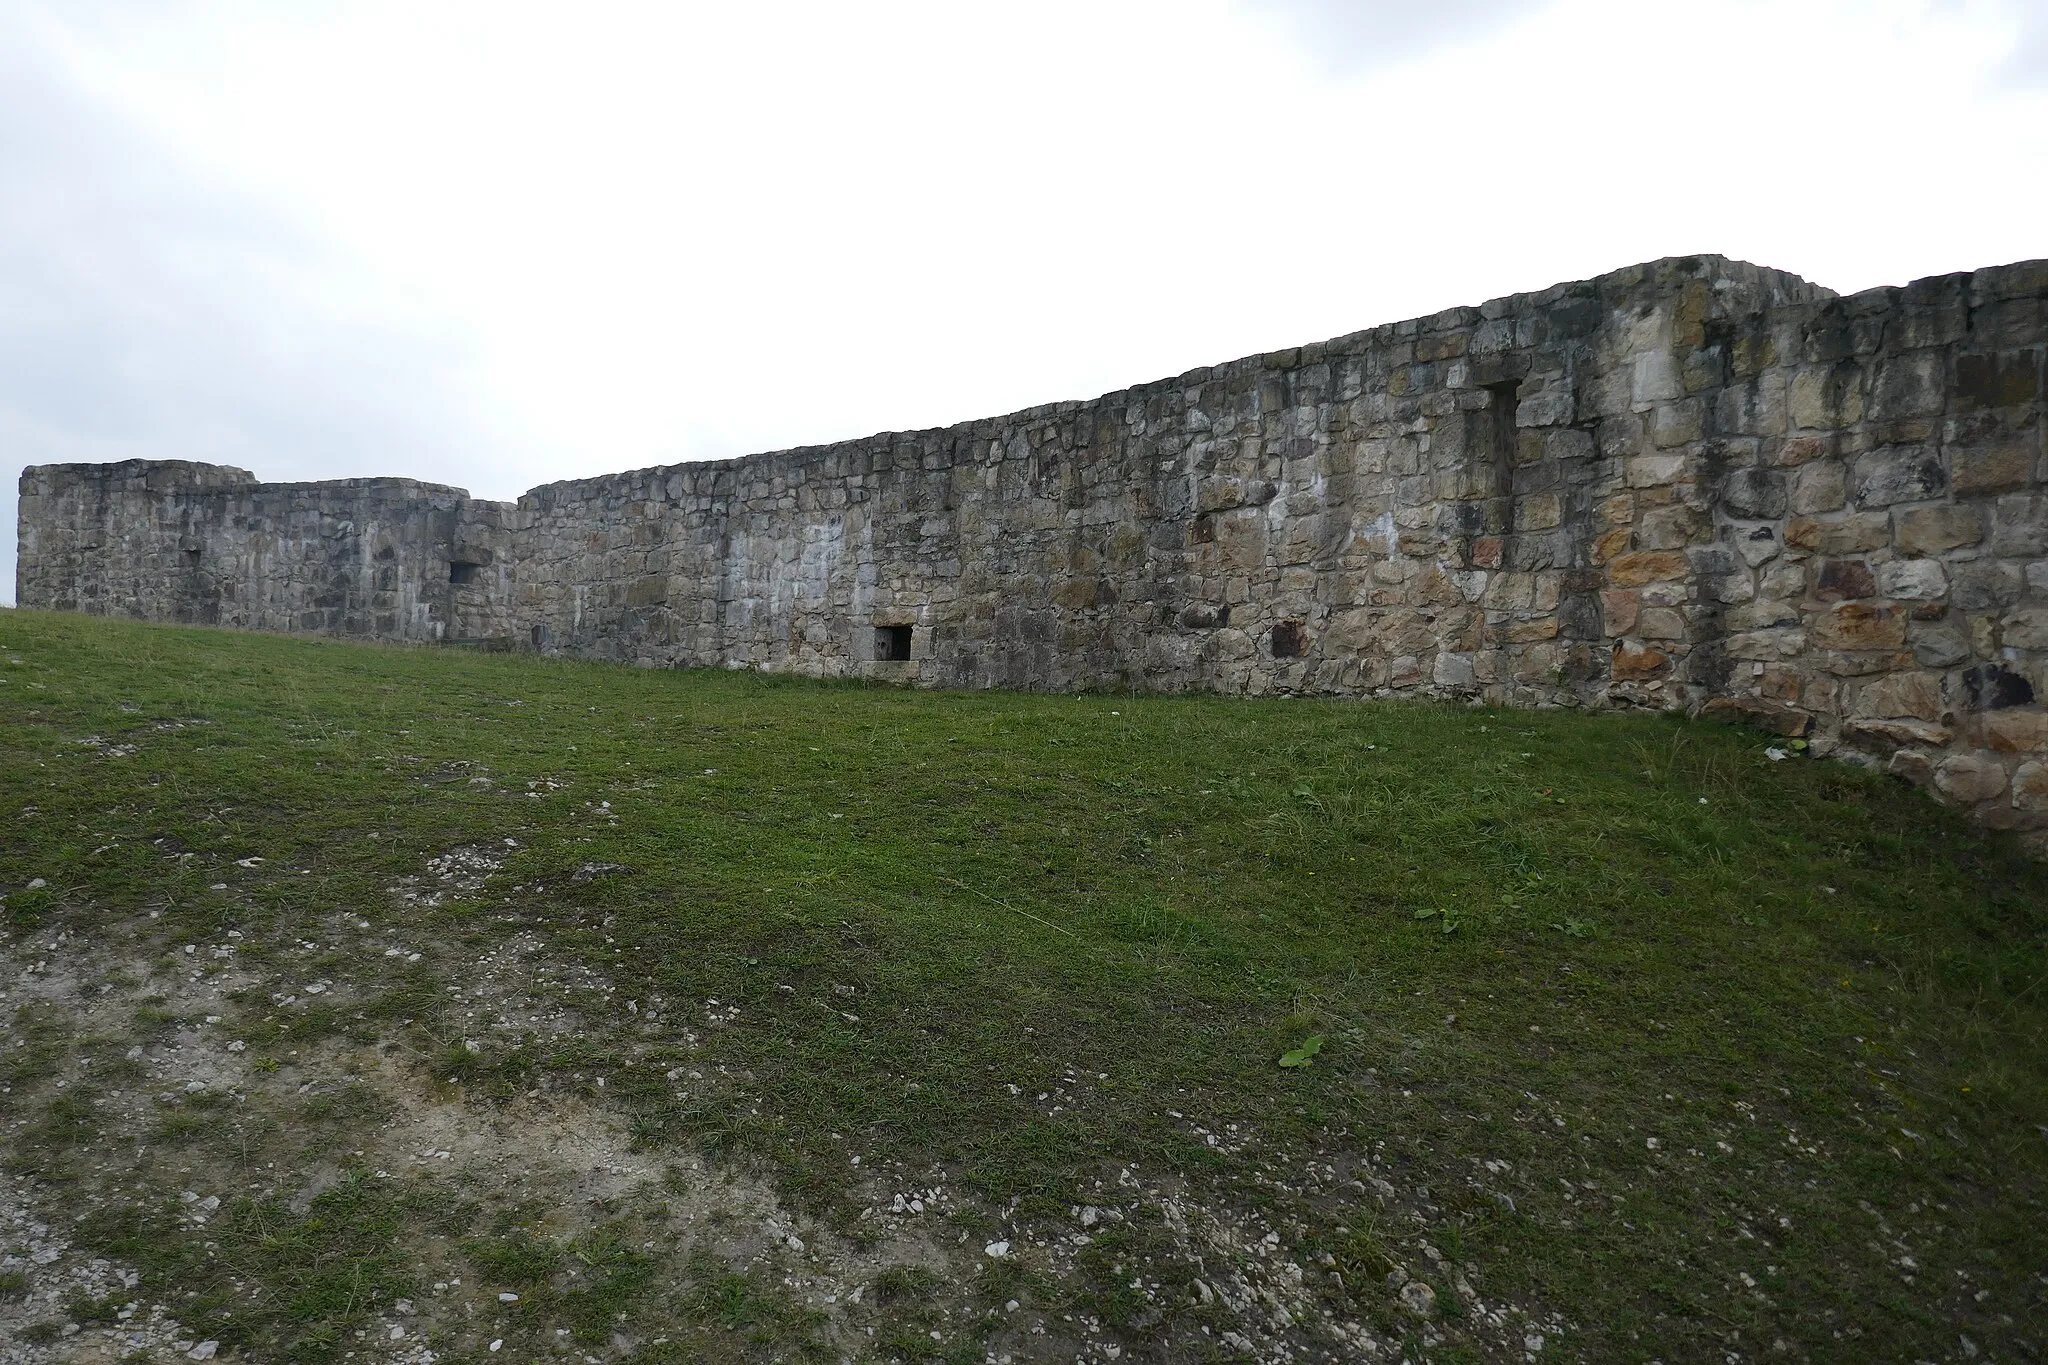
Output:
[[16, 459, 515, 643], [16, 254, 2047, 841]]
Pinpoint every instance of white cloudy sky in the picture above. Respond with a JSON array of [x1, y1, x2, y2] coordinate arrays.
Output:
[[4, 0, 2046, 604]]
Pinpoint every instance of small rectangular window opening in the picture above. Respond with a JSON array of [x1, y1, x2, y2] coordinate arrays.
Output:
[[875, 624, 913, 662], [1270, 620, 1307, 658], [450, 561, 481, 585]]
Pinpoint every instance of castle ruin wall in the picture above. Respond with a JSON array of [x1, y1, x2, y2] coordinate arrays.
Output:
[[17, 254, 2048, 838]]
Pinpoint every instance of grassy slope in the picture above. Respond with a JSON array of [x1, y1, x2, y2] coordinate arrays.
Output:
[[1, 609, 2044, 1362]]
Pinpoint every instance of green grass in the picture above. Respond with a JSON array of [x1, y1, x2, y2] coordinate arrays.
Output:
[[2, 609, 2045, 1360]]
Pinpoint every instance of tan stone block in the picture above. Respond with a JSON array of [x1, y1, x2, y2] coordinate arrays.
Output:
[[2014, 760, 2048, 812], [1785, 514, 1891, 554], [1516, 495, 1562, 532], [1728, 599, 1798, 631], [1626, 454, 1687, 488], [1607, 550, 1689, 586], [1638, 506, 1707, 550], [1638, 607, 1687, 640], [1893, 505, 1983, 555], [1592, 528, 1632, 565], [1771, 435, 1830, 467], [1855, 671, 1943, 722], [1601, 589, 1639, 636], [1726, 628, 1805, 661], [1848, 719, 1954, 750], [1889, 747, 1938, 785], [2002, 608, 2048, 651], [1790, 462, 1847, 515], [1812, 602, 1906, 650], [1979, 710, 2048, 753], [1502, 617, 1561, 644], [1612, 643, 1669, 679], [1652, 402, 1702, 448], [1597, 493, 1635, 527], [1951, 440, 2035, 496], [1760, 664, 1802, 700], [1933, 752, 2008, 805]]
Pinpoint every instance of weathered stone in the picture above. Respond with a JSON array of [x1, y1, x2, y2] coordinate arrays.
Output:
[[1611, 643, 1669, 679], [1933, 753, 2009, 804], [1950, 563, 2023, 611], [2005, 609, 2048, 651], [1814, 560, 1876, 602], [2014, 760, 2048, 812], [1951, 439, 2036, 496], [1637, 607, 1686, 639], [1607, 551, 1690, 587], [1889, 747, 1938, 784], [1979, 710, 2048, 753], [1856, 671, 1944, 722], [1785, 514, 1891, 554], [1790, 462, 1846, 514], [1720, 467, 1785, 518], [1893, 505, 1983, 555], [1876, 559, 1948, 601], [1600, 589, 1639, 636], [1852, 447, 1947, 508], [1812, 603, 1906, 650], [1847, 719, 1953, 751]]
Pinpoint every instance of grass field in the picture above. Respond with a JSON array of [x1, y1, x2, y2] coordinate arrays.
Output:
[[1, 609, 2044, 1364]]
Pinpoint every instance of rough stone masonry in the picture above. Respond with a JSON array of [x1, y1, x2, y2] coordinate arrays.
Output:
[[16, 254, 2048, 844]]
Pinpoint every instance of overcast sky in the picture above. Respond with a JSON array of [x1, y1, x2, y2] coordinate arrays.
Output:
[[5, 0, 2046, 604]]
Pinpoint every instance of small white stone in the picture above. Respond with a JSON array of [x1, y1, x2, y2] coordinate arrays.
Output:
[[498, 1291, 519, 1303], [984, 1240, 1010, 1258]]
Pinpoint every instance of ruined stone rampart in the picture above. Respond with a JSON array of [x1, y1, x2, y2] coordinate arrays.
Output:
[[17, 254, 2048, 838], [16, 459, 514, 642]]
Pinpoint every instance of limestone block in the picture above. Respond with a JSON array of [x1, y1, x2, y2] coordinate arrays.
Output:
[[1876, 559, 1948, 601], [1847, 719, 1953, 750], [1979, 710, 2048, 753], [1632, 352, 1682, 406], [1814, 559, 1877, 601], [1855, 671, 1944, 722], [1639, 506, 1707, 550], [1637, 608, 1687, 640], [1772, 435, 1830, 467], [1611, 642, 1669, 679], [1951, 563, 2023, 612], [1725, 628, 1805, 661], [1951, 438, 2037, 496], [1868, 351, 1947, 420], [1606, 551, 1689, 586], [1728, 599, 1798, 630], [1626, 454, 1687, 488], [1652, 402, 1703, 448], [1852, 447, 1947, 508], [1991, 495, 2048, 557], [2015, 760, 2048, 811], [1785, 513, 1891, 554], [1601, 589, 1639, 636], [1933, 753, 2009, 804], [1893, 505, 1983, 555], [1790, 462, 1847, 514], [1719, 468, 1785, 519], [1501, 617, 1561, 643], [2005, 609, 2048, 651], [1813, 602, 1906, 650]]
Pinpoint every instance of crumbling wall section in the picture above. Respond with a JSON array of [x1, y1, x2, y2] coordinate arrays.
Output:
[[15, 459, 516, 643]]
